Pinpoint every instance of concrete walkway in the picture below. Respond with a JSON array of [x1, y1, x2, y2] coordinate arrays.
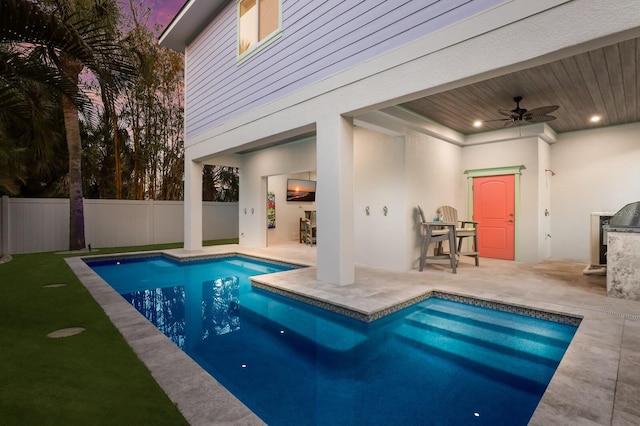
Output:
[[67, 243, 640, 425]]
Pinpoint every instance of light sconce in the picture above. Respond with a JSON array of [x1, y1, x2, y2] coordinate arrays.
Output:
[[365, 206, 370, 216], [383, 206, 388, 216]]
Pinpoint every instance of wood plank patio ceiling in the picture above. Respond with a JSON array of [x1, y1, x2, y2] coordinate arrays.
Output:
[[400, 37, 640, 135]]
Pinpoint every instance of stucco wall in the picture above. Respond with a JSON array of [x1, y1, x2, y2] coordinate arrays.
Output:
[[238, 124, 466, 271], [537, 139, 552, 260], [353, 127, 407, 269], [353, 120, 639, 266], [404, 129, 464, 268], [352, 120, 465, 271], [239, 138, 317, 247], [178, 0, 640, 275], [461, 137, 543, 262], [551, 122, 640, 262], [266, 173, 317, 245]]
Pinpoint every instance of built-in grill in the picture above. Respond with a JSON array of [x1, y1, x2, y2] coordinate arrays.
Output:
[[603, 202, 640, 300], [609, 201, 640, 228], [589, 202, 640, 271]]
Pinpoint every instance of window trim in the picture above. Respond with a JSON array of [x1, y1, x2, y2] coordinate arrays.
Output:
[[236, 0, 282, 63]]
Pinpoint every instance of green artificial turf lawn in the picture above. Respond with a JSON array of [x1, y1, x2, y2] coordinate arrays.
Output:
[[0, 239, 237, 426]]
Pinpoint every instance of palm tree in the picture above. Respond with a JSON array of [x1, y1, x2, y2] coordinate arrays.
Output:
[[203, 166, 239, 202], [1, 0, 134, 249], [0, 0, 89, 195], [0, 51, 67, 196]]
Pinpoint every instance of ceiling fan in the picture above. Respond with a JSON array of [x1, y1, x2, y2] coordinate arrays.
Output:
[[485, 96, 559, 127]]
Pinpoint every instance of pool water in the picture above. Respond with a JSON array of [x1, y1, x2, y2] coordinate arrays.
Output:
[[87, 255, 578, 425]]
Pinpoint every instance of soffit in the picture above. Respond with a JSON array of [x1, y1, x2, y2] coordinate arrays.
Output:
[[400, 37, 640, 135]]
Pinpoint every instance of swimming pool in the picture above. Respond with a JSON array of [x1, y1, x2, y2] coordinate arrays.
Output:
[[87, 255, 579, 425]]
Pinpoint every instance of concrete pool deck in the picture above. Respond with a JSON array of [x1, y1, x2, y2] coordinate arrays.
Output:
[[66, 243, 640, 425]]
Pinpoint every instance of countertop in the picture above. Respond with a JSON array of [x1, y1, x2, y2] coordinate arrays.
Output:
[[604, 225, 640, 233]]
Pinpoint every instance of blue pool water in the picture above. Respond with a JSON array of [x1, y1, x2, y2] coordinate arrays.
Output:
[[87, 255, 578, 425]]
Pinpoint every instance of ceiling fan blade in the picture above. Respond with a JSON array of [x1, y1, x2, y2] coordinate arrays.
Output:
[[483, 118, 511, 123], [526, 114, 556, 123], [498, 108, 519, 117], [484, 98, 559, 129], [525, 105, 559, 116]]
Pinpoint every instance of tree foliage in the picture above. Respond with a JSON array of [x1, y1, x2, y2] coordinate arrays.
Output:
[[203, 165, 239, 202], [117, 2, 186, 200], [0, 46, 68, 195], [0, 1, 82, 195], [0, 0, 239, 211]]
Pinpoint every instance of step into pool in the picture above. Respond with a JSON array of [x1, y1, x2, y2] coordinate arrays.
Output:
[[87, 255, 579, 425]]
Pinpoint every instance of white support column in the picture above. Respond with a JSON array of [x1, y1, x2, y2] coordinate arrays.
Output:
[[184, 158, 203, 251], [316, 114, 355, 285]]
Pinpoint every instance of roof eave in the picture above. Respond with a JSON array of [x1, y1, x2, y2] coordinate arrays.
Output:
[[159, 0, 229, 53]]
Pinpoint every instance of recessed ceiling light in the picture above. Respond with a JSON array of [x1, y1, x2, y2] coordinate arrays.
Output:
[[473, 120, 483, 127], [590, 115, 601, 123]]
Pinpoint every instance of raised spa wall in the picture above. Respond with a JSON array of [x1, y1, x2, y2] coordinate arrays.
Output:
[[606, 227, 640, 301]]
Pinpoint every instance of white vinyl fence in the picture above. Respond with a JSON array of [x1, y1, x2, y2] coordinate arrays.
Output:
[[0, 196, 238, 255]]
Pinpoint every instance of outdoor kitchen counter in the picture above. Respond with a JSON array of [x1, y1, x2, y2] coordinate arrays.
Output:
[[605, 226, 640, 301]]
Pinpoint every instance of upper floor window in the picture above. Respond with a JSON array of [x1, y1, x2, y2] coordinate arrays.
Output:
[[238, 0, 280, 56]]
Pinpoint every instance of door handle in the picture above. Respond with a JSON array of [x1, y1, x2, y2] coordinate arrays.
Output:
[[507, 219, 514, 223]]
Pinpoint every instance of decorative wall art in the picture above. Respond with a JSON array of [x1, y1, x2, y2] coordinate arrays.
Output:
[[286, 179, 316, 202], [267, 191, 276, 228]]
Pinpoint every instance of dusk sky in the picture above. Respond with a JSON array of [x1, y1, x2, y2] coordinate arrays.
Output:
[[117, 0, 186, 33], [149, 0, 186, 30]]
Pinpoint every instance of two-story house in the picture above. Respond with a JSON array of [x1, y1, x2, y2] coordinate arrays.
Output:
[[160, 0, 640, 285]]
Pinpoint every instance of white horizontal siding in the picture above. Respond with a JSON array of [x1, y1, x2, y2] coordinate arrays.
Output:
[[1, 198, 238, 254], [185, 0, 506, 139]]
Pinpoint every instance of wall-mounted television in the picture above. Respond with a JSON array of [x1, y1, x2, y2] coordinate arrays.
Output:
[[287, 179, 316, 202]]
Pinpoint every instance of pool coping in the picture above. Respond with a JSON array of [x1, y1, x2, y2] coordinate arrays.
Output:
[[81, 250, 308, 270], [251, 278, 583, 326], [65, 254, 266, 426], [65, 247, 640, 425]]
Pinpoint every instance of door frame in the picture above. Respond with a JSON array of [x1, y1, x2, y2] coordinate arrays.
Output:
[[464, 165, 525, 260]]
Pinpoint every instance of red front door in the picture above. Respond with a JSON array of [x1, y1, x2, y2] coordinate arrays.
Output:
[[473, 175, 515, 260]]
